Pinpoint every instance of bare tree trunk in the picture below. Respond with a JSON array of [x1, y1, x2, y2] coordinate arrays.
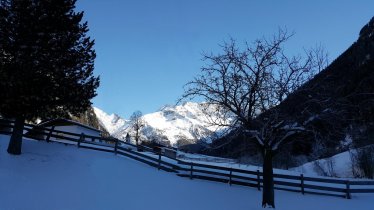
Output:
[[7, 117, 25, 155], [135, 129, 139, 146], [262, 148, 275, 208], [135, 129, 141, 151]]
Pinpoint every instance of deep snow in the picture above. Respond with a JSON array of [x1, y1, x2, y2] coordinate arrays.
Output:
[[0, 135, 373, 210]]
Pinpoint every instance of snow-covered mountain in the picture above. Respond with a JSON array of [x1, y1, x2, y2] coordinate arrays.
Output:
[[93, 107, 127, 134], [94, 102, 230, 147]]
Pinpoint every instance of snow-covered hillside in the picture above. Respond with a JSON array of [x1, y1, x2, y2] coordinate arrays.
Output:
[[1, 135, 373, 210], [94, 102, 229, 146], [291, 148, 372, 178]]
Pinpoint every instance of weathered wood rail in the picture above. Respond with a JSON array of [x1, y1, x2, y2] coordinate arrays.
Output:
[[0, 119, 373, 199]]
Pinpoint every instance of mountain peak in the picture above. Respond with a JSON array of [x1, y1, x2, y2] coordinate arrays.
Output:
[[93, 107, 127, 134], [94, 102, 229, 147]]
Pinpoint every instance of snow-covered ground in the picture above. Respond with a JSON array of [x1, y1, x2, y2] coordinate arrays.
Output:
[[0, 135, 373, 210], [175, 149, 372, 180], [291, 150, 353, 177], [291, 148, 373, 179]]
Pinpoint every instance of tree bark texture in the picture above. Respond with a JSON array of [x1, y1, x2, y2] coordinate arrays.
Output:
[[135, 129, 139, 146], [7, 117, 25, 155], [262, 148, 275, 208]]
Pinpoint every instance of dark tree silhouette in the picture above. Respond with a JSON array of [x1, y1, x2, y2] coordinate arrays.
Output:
[[0, 0, 99, 154], [181, 29, 327, 208]]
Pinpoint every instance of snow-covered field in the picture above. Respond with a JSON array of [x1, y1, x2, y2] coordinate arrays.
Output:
[[0, 135, 373, 210]]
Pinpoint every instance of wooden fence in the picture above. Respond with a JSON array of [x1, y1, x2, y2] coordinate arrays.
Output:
[[0, 119, 373, 199]]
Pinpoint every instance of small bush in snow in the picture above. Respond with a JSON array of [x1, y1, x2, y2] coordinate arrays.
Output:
[[312, 158, 337, 177], [350, 146, 374, 179]]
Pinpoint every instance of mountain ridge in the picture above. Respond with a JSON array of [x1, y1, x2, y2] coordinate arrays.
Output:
[[93, 102, 229, 147]]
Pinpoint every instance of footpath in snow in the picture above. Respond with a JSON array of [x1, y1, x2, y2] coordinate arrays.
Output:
[[0, 135, 373, 210]]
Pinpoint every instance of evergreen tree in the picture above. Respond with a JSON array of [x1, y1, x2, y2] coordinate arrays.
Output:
[[0, 0, 99, 155]]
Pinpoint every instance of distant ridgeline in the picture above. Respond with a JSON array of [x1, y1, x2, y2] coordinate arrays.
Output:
[[207, 17, 374, 167]]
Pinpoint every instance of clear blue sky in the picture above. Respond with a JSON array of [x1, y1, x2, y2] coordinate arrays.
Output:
[[76, 0, 374, 119]]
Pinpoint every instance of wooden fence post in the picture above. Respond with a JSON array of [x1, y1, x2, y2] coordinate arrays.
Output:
[[346, 180, 351, 199], [158, 154, 161, 170], [46, 126, 55, 143], [301, 174, 305, 195], [190, 162, 194, 180], [257, 170, 261, 191], [78, 133, 84, 148], [114, 139, 118, 155], [229, 168, 232, 186]]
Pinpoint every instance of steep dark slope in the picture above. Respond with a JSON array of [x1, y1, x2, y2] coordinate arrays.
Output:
[[280, 17, 374, 146], [283, 17, 374, 120], [207, 17, 374, 166]]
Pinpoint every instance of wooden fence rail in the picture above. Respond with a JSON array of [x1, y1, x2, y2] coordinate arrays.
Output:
[[0, 119, 373, 199]]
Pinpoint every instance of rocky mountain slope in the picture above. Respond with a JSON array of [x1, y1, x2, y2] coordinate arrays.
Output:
[[279, 16, 374, 152]]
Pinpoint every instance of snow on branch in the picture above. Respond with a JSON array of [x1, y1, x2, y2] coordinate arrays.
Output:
[[271, 123, 306, 150], [244, 129, 264, 146]]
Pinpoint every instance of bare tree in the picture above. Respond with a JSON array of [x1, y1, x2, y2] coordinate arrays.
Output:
[[129, 111, 145, 148], [181, 29, 327, 208], [125, 133, 131, 143]]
